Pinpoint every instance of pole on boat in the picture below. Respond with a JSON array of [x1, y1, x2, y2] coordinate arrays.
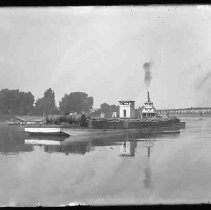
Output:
[[147, 91, 150, 103]]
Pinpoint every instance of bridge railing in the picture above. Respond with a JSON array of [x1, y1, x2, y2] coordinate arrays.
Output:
[[156, 107, 211, 114]]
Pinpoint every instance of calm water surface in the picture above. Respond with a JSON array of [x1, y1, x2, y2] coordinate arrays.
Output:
[[0, 116, 211, 206]]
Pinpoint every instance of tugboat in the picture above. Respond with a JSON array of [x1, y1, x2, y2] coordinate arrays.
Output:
[[140, 92, 156, 119], [139, 91, 184, 133]]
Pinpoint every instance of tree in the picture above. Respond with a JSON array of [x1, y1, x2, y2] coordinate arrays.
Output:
[[100, 103, 111, 117], [59, 92, 93, 114], [110, 104, 119, 113], [0, 89, 34, 115], [34, 88, 57, 115], [100, 103, 119, 118], [110, 104, 119, 117], [18, 91, 35, 115]]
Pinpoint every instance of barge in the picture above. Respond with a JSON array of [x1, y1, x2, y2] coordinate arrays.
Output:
[[24, 92, 185, 136]]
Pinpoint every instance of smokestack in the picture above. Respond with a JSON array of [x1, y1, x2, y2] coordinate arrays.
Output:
[[147, 91, 150, 102]]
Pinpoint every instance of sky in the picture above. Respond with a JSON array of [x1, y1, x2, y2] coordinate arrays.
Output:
[[0, 6, 211, 109]]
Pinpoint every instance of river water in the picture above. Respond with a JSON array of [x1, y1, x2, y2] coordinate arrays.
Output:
[[0, 116, 211, 206]]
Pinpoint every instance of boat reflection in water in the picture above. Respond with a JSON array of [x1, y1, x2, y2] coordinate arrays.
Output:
[[119, 134, 170, 189], [119, 137, 156, 189], [25, 139, 61, 146], [144, 138, 156, 158], [119, 132, 157, 158], [24, 129, 180, 157], [24, 136, 93, 155], [24, 130, 180, 191], [119, 134, 137, 157], [143, 138, 155, 188]]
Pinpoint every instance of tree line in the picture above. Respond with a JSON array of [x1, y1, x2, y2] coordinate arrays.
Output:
[[0, 88, 119, 117]]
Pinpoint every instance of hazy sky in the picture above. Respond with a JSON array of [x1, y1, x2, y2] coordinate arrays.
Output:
[[0, 6, 211, 109]]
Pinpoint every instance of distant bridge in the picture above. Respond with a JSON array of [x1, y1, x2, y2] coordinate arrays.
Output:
[[156, 107, 211, 115]]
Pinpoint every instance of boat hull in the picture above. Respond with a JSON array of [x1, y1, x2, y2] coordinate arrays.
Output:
[[62, 122, 184, 137], [24, 127, 70, 137], [24, 121, 185, 137]]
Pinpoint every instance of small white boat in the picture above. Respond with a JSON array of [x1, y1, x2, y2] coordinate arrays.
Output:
[[24, 126, 70, 136]]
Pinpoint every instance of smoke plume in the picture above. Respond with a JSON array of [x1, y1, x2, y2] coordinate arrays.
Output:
[[143, 62, 152, 88]]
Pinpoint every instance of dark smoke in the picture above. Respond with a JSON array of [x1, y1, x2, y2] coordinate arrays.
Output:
[[143, 62, 152, 88]]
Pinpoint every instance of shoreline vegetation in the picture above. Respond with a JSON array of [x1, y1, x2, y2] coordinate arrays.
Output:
[[0, 88, 119, 119], [0, 113, 210, 127], [0, 88, 210, 126]]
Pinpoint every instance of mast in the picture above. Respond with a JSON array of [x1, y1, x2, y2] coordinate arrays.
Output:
[[147, 91, 150, 103]]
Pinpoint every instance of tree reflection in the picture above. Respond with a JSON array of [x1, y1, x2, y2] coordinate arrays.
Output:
[[0, 126, 33, 154], [44, 141, 93, 155], [24, 137, 93, 155]]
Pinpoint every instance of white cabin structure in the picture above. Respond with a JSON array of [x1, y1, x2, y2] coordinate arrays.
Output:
[[119, 101, 135, 118]]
